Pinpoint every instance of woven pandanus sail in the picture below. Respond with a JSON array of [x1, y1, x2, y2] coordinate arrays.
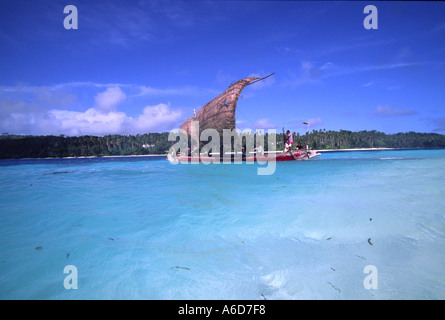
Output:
[[179, 74, 274, 137]]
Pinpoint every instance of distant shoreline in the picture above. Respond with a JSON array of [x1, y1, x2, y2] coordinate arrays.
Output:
[[315, 147, 400, 153], [51, 147, 403, 159], [64, 154, 167, 158], [1, 154, 168, 161], [51, 154, 168, 160], [4, 147, 435, 161]]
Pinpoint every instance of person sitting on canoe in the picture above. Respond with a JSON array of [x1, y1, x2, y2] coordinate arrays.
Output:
[[253, 145, 264, 156], [296, 142, 304, 149], [284, 130, 300, 160]]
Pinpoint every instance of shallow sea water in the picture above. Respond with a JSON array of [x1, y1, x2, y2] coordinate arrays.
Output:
[[0, 149, 444, 299]]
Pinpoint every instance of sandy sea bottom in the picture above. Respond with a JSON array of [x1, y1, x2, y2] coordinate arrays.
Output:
[[0, 149, 444, 299]]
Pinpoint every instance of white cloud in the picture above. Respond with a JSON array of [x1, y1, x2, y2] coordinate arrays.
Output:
[[0, 85, 183, 135], [94, 87, 126, 112], [48, 103, 181, 135], [48, 108, 128, 136], [131, 103, 182, 133], [2, 103, 182, 136]]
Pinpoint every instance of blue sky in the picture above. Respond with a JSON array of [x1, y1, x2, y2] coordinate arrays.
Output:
[[0, 0, 444, 136]]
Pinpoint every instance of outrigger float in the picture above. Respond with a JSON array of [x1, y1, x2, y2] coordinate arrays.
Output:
[[168, 73, 321, 163]]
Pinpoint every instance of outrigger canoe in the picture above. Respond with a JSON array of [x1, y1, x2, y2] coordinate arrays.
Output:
[[171, 73, 321, 164], [167, 149, 320, 163]]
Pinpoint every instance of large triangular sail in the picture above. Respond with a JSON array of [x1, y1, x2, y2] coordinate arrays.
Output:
[[179, 73, 274, 137]]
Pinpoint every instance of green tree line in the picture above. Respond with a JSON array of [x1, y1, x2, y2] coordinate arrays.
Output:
[[300, 129, 445, 150], [0, 130, 444, 159], [0, 133, 171, 159]]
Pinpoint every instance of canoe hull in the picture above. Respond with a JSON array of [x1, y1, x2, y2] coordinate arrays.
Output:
[[168, 150, 320, 163]]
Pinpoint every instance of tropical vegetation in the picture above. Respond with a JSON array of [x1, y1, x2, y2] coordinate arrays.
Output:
[[0, 130, 444, 159]]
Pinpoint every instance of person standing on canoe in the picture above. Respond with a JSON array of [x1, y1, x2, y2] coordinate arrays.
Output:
[[284, 130, 293, 152], [284, 130, 300, 160]]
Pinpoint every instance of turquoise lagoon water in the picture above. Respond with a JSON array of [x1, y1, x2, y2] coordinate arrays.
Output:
[[1, 149, 445, 299]]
